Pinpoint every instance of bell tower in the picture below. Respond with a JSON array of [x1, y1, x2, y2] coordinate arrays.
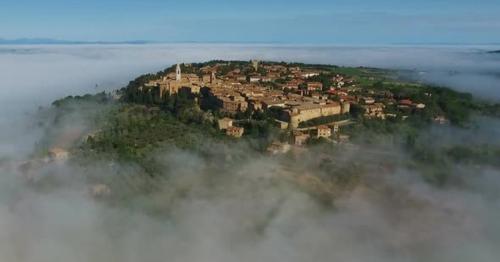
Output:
[[251, 60, 259, 71], [176, 64, 181, 81], [211, 71, 216, 84]]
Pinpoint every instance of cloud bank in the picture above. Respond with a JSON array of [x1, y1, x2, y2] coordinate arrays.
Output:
[[2, 44, 499, 157], [1, 125, 500, 262], [0, 44, 499, 262]]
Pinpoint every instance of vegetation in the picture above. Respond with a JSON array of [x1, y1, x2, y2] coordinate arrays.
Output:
[[36, 60, 500, 191], [80, 105, 221, 160]]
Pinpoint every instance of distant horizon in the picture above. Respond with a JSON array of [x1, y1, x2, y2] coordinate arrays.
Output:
[[1, 37, 500, 48]]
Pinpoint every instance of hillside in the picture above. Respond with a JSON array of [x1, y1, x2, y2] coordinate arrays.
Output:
[[18, 60, 500, 204]]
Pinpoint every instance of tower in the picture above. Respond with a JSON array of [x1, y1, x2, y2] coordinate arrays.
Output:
[[251, 60, 259, 71], [176, 64, 181, 81], [211, 71, 216, 84]]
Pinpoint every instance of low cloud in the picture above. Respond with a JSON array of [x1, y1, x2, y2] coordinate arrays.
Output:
[[1, 128, 500, 261], [1, 44, 499, 106], [0, 44, 500, 261]]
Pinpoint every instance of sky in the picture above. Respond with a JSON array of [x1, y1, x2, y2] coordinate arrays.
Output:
[[1, 0, 500, 44]]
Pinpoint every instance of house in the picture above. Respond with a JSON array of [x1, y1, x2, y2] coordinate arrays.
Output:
[[48, 147, 69, 161], [341, 102, 351, 114], [361, 97, 375, 105], [293, 131, 310, 146], [316, 125, 332, 138], [249, 76, 261, 82], [218, 95, 248, 114], [338, 134, 350, 143], [202, 74, 212, 83], [239, 101, 249, 112], [414, 103, 426, 109], [363, 103, 385, 119], [221, 98, 240, 113], [89, 184, 111, 198], [261, 76, 272, 82], [236, 75, 247, 82], [267, 142, 291, 155], [274, 119, 289, 130], [226, 126, 244, 138], [301, 71, 320, 78], [307, 82, 323, 91], [398, 99, 413, 108], [218, 118, 233, 130], [283, 79, 304, 90], [250, 100, 263, 111], [434, 116, 450, 125], [261, 99, 287, 109]]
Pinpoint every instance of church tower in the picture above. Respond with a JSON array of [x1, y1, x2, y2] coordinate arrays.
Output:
[[211, 71, 216, 84], [176, 64, 181, 81], [251, 60, 259, 71]]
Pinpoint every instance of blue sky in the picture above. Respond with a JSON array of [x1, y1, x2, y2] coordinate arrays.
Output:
[[1, 0, 499, 44]]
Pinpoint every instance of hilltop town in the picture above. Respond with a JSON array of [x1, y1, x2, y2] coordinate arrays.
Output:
[[124, 60, 445, 150], [29, 58, 495, 170], [15, 59, 500, 194]]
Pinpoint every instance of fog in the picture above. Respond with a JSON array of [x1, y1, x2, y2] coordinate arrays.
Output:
[[1, 44, 499, 106], [3, 44, 499, 157], [0, 44, 500, 261]]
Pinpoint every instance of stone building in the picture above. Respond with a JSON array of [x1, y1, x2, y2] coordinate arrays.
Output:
[[48, 147, 69, 161], [89, 184, 111, 198], [285, 102, 343, 128], [307, 82, 323, 91], [316, 125, 332, 138], [251, 60, 260, 71], [293, 131, 310, 146], [274, 119, 289, 130], [267, 142, 291, 155], [341, 102, 351, 114], [363, 103, 385, 119], [219, 97, 248, 114], [218, 117, 233, 130], [226, 126, 244, 138], [147, 64, 221, 98]]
